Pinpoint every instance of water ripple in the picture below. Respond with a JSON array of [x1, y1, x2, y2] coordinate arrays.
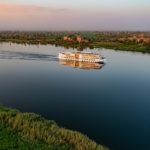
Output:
[[0, 50, 58, 62]]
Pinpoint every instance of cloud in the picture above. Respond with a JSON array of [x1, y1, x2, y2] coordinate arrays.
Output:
[[0, 3, 68, 14]]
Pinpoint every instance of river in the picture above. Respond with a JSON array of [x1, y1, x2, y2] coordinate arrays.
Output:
[[0, 43, 150, 150]]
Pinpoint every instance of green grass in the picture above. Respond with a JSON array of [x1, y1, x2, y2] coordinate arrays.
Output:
[[0, 123, 70, 150], [0, 105, 109, 150]]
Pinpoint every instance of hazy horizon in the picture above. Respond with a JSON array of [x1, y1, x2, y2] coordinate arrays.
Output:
[[0, 0, 150, 31]]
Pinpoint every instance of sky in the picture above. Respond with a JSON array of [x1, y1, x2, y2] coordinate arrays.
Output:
[[0, 0, 150, 31]]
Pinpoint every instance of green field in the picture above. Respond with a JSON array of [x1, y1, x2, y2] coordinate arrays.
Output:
[[0, 105, 108, 150]]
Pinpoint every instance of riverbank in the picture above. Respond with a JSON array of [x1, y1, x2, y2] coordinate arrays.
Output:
[[0, 105, 109, 150], [0, 31, 150, 53]]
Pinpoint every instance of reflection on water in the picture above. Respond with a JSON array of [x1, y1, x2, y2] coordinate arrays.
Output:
[[0, 50, 58, 62], [59, 60, 104, 70]]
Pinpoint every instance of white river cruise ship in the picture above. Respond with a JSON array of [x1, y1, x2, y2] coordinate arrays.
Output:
[[58, 52, 104, 63]]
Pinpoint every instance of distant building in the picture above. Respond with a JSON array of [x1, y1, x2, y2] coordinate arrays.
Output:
[[118, 38, 126, 42], [63, 36, 72, 42], [137, 38, 150, 44], [76, 35, 82, 43], [126, 37, 135, 42], [63, 36, 68, 41]]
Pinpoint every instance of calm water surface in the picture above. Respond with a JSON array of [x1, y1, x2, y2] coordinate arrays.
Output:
[[0, 43, 150, 150]]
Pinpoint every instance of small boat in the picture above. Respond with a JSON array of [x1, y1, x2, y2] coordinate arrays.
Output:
[[58, 52, 104, 63]]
